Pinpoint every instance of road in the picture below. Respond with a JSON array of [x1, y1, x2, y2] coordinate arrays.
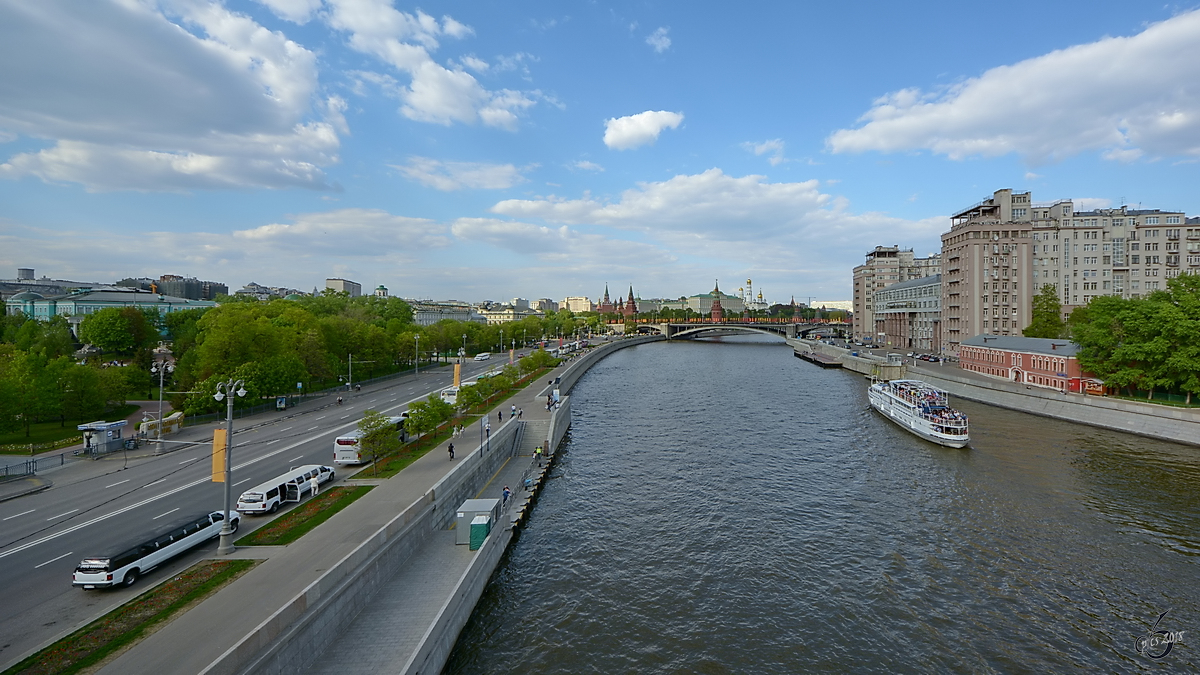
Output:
[[0, 358, 511, 671]]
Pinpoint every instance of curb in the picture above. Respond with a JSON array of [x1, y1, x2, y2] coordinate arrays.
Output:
[[0, 476, 53, 503]]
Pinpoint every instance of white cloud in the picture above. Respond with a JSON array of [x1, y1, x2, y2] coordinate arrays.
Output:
[[324, 0, 534, 130], [393, 157, 527, 191], [489, 168, 947, 276], [0, 0, 339, 191], [459, 55, 490, 73], [742, 139, 786, 166], [235, 208, 451, 252], [828, 10, 1200, 163], [254, 0, 323, 24], [451, 218, 675, 266], [571, 160, 604, 172], [1073, 198, 1112, 211], [603, 110, 684, 150], [646, 27, 671, 53], [1024, 172, 1041, 181]]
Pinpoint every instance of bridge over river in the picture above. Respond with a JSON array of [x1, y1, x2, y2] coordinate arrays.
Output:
[[628, 320, 847, 340]]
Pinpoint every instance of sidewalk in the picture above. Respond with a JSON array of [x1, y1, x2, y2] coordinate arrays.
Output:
[[94, 357, 578, 675]]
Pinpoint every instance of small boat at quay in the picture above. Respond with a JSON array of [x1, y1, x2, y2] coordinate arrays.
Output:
[[868, 379, 969, 448]]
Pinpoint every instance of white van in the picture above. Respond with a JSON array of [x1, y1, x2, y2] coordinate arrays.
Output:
[[333, 415, 407, 465], [236, 464, 335, 514], [473, 352, 491, 361], [439, 387, 458, 405]]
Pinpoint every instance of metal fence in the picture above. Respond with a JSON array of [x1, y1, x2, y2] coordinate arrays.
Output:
[[1, 452, 70, 479]]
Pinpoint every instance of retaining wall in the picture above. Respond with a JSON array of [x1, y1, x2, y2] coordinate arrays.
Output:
[[209, 420, 523, 675], [913, 367, 1200, 447]]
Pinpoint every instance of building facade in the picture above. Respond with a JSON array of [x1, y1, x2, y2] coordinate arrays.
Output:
[[562, 296, 593, 313], [958, 335, 1087, 392], [872, 274, 941, 352], [325, 278, 362, 297], [6, 287, 216, 319], [410, 301, 483, 326], [851, 246, 941, 344], [940, 188, 1191, 357]]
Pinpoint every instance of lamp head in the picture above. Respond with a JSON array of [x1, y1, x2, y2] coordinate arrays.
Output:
[[236, 387, 248, 398], [213, 391, 225, 402]]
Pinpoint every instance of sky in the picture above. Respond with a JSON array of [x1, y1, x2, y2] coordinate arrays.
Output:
[[2, 1, 1200, 305]]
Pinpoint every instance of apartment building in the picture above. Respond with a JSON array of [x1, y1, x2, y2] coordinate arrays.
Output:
[[940, 188, 1191, 357], [873, 274, 941, 352], [325, 277, 362, 297], [851, 246, 941, 344]]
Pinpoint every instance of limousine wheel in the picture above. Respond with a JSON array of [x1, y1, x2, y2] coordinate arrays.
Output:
[[123, 569, 139, 587], [230, 519, 239, 533], [269, 502, 279, 514]]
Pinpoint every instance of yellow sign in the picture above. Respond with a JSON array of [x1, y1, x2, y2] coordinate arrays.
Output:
[[211, 428, 226, 482], [454, 363, 461, 387]]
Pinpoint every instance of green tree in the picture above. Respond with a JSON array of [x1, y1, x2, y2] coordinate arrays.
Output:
[[404, 395, 452, 449], [358, 409, 404, 476], [1023, 284, 1067, 338], [59, 365, 105, 424], [78, 307, 157, 355]]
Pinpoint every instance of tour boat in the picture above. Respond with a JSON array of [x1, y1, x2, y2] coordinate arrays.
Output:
[[868, 379, 969, 448]]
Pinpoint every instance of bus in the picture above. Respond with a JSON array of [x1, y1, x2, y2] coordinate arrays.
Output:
[[236, 464, 335, 514], [72, 510, 239, 589], [333, 415, 407, 465]]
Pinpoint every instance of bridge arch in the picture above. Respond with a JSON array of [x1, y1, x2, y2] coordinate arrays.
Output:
[[667, 324, 789, 340]]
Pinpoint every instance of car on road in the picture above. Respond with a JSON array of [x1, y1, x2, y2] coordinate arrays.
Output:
[[72, 510, 239, 589], [474, 352, 491, 361]]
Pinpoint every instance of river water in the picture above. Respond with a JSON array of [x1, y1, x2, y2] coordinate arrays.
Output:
[[445, 336, 1199, 673]]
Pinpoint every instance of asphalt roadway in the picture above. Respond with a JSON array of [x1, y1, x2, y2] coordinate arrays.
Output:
[[0, 358, 508, 672]]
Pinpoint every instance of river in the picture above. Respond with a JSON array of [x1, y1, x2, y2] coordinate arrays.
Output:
[[445, 335, 1199, 673]]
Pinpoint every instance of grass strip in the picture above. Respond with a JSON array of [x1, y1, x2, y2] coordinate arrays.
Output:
[[235, 486, 374, 546], [1, 558, 257, 675]]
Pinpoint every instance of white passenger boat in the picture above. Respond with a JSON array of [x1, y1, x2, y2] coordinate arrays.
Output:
[[868, 379, 969, 448]]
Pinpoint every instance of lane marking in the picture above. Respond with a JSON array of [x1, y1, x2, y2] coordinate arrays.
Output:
[[179, 458, 199, 465], [105, 479, 130, 489], [3, 509, 35, 521], [306, 426, 318, 431], [0, 395, 419, 560], [288, 456, 303, 463], [234, 478, 253, 487], [152, 508, 180, 520], [35, 551, 73, 569], [145, 479, 165, 488], [46, 509, 78, 521], [266, 439, 279, 444], [340, 415, 349, 420]]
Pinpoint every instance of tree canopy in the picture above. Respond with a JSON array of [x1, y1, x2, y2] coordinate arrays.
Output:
[[1023, 284, 1067, 338]]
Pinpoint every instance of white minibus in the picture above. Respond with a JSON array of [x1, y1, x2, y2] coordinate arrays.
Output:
[[236, 464, 335, 514], [439, 387, 458, 405], [333, 415, 407, 465], [474, 352, 491, 361], [72, 511, 239, 589]]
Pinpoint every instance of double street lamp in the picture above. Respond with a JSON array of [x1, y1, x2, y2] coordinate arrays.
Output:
[[149, 358, 175, 447], [213, 378, 247, 555], [414, 335, 420, 375]]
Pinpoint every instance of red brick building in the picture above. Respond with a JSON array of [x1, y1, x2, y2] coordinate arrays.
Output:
[[959, 335, 1095, 392]]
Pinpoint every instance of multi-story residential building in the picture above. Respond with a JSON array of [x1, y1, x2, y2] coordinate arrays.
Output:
[[117, 275, 228, 300], [941, 188, 1191, 356], [873, 274, 941, 352], [325, 278, 362, 297], [851, 246, 941, 344]]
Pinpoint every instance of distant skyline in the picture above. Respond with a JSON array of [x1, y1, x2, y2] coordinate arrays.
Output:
[[3, 1, 1199, 304]]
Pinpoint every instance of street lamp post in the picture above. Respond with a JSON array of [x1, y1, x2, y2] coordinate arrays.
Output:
[[414, 335, 420, 375], [462, 334, 467, 363], [213, 378, 246, 555], [150, 358, 174, 447]]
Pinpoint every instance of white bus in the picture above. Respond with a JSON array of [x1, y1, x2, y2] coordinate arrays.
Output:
[[333, 415, 407, 465], [72, 510, 239, 589], [236, 464, 335, 514]]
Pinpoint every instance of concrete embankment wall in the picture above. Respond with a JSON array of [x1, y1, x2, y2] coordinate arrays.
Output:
[[913, 367, 1200, 447], [789, 338, 1200, 446], [217, 420, 523, 675]]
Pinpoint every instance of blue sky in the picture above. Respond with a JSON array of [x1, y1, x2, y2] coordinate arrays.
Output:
[[2, 1, 1199, 305]]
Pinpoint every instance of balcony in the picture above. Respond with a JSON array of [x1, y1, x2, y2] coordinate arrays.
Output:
[[1167, 256, 1180, 267], [1167, 233, 1180, 240]]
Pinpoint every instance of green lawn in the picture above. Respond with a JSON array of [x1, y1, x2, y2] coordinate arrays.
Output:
[[0, 404, 139, 454], [235, 486, 374, 546]]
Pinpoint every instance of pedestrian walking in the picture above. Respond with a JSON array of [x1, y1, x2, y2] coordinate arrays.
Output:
[[534, 446, 543, 466], [511, 404, 516, 418], [502, 485, 512, 508], [336, 396, 343, 406], [517, 408, 523, 420], [498, 410, 503, 424], [448, 442, 455, 460], [310, 473, 320, 496]]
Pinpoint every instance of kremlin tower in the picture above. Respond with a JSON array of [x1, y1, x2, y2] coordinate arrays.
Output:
[[710, 281, 724, 322]]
